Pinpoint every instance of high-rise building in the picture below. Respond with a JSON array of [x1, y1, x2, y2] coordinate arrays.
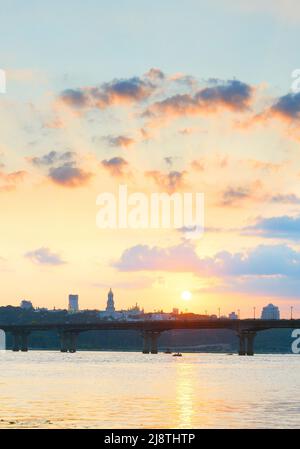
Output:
[[68, 294, 79, 313], [261, 303, 280, 320]]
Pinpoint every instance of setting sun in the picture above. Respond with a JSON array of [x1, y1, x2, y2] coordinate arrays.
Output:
[[181, 290, 192, 301]]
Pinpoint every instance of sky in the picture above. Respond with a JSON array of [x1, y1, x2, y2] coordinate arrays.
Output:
[[1, 0, 300, 317]]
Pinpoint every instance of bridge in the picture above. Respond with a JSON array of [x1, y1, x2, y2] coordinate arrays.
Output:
[[0, 319, 299, 355]]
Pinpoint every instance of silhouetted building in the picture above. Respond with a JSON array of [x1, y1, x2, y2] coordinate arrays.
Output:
[[106, 288, 115, 313], [99, 289, 119, 319], [99, 289, 144, 320], [261, 303, 280, 320], [145, 312, 173, 321], [68, 294, 79, 313], [229, 312, 238, 320], [20, 300, 33, 310]]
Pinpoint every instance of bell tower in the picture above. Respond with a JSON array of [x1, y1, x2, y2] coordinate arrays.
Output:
[[106, 288, 115, 313]]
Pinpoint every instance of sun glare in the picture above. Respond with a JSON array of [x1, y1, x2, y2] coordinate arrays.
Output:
[[181, 290, 192, 301]]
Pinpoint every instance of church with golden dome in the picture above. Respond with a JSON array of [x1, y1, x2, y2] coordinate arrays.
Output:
[[99, 289, 143, 321]]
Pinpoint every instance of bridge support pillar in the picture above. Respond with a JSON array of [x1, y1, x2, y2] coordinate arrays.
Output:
[[246, 332, 256, 356], [12, 332, 21, 352], [238, 331, 257, 356], [60, 332, 68, 352], [142, 332, 150, 354], [60, 331, 77, 353], [238, 333, 246, 355], [150, 332, 160, 354], [20, 332, 29, 352], [69, 332, 77, 353]]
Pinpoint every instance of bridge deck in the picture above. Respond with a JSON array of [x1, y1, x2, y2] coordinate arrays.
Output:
[[0, 319, 299, 333]]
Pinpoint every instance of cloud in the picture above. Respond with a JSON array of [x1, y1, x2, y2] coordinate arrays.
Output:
[[144, 68, 165, 81], [210, 244, 300, 277], [221, 181, 262, 206], [49, 163, 92, 187], [114, 241, 300, 276], [104, 135, 135, 149], [146, 170, 186, 192], [199, 79, 252, 110], [270, 92, 300, 121], [222, 186, 251, 205], [244, 215, 300, 240], [164, 156, 176, 167], [43, 117, 65, 129], [144, 79, 253, 119], [29, 150, 75, 166], [60, 75, 158, 111], [190, 159, 205, 171], [114, 242, 300, 297], [29, 151, 92, 188], [270, 194, 300, 204], [218, 274, 300, 299], [25, 247, 66, 265], [101, 157, 128, 177], [179, 127, 195, 135], [114, 242, 200, 273], [245, 92, 300, 134], [60, 88, 87, 108], [169, 73, 198, 88], [0, 170, 27, 192], [248, 159, 282, 172]]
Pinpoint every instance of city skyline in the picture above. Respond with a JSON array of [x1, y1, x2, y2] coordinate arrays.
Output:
[[0, 1, 300, 318], [19, 289, 288, 321]]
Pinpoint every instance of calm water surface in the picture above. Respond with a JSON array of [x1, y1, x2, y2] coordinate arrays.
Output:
[[0, 351, 299, 428]]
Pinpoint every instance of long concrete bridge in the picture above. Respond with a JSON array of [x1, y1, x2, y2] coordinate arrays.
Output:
[[0, 319, 299, 355]]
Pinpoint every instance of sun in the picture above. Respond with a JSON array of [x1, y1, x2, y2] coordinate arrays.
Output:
[[181, 290, 192, 301]]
